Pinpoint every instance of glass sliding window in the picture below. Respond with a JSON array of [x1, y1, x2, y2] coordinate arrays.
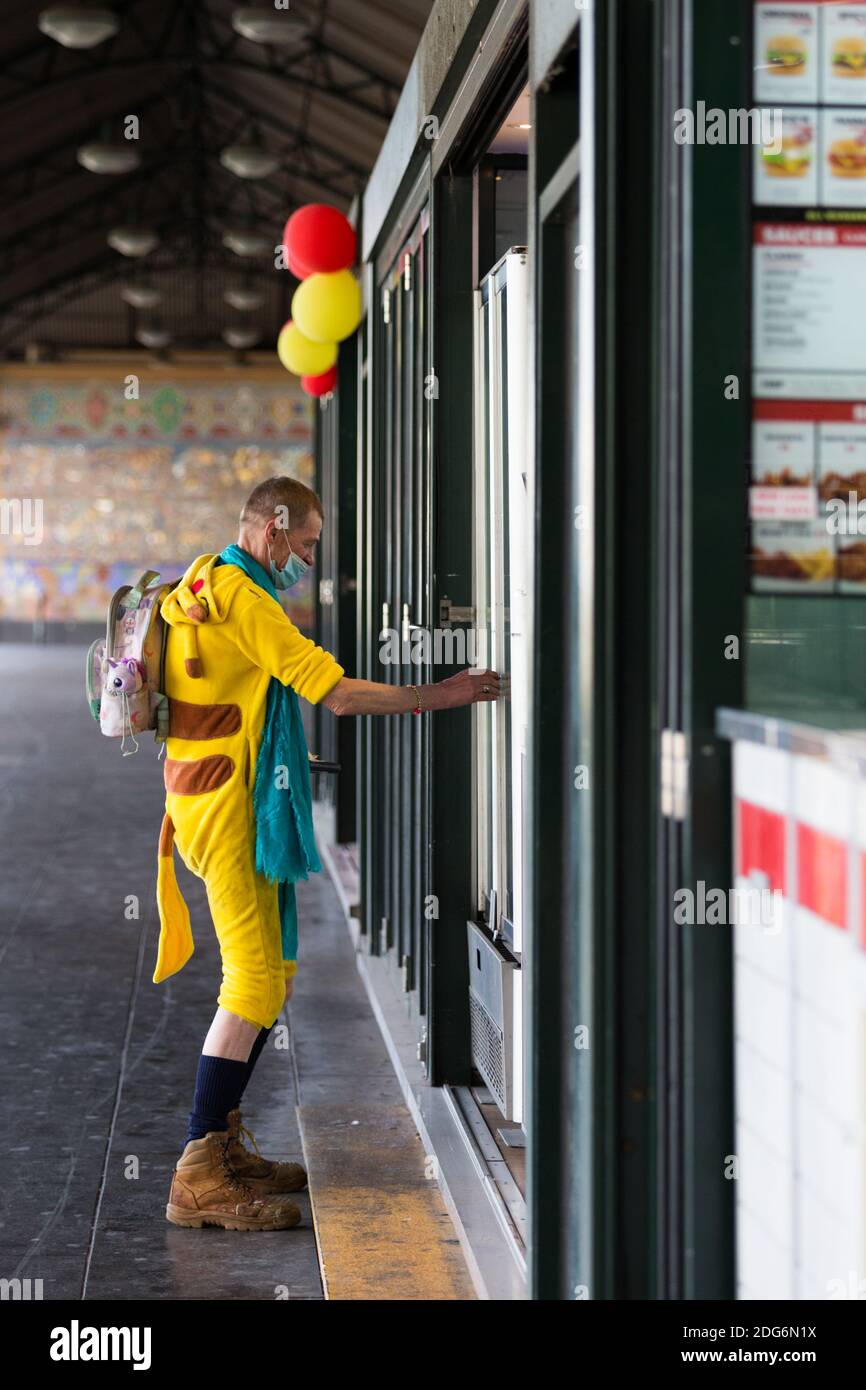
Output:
[[471, 248, 529, 1122]]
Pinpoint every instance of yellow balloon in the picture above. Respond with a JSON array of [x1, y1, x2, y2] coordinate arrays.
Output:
[[276, 321, 337, 376], [292, 270, 362, 344]]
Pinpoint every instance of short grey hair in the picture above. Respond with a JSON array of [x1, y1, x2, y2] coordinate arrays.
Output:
[[240, 476, 324, 531]]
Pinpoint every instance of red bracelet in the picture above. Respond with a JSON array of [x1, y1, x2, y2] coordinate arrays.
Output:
[[409, 684, 423, 715]]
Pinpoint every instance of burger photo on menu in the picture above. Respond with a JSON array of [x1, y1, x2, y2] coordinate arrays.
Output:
[[764, 132, 812, 176], [822, 111, 866, 205], [754, 111, 817, 207], [833, 36, 866, 78], [827, 138, 866, 177], [766, 34, 808, 75]]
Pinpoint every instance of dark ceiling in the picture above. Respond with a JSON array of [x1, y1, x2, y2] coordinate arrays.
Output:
[[0, 0, 434, 354]]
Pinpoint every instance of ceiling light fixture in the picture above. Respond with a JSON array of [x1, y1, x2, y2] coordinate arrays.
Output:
[[38, 6, 119, 49], [220, 144, 280, 180], [135, 325, 171, 350], [107, 227, 159, 257], [77, 142, 140, 175], [224, 286, 264, 311], [120, 284, 162, 309], [231, 7, 307, 45], [222, 229, 271, 257], [223, 326, 261, 350]]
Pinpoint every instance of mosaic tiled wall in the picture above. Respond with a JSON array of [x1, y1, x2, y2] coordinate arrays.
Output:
[[0, 372, 317, 627]]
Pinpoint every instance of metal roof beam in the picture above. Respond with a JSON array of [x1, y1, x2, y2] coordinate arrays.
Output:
[[0, 54, 397, 121], [0, 134, 352, 260], [0, 209, 292, 327], [0, 253, 281, 352]]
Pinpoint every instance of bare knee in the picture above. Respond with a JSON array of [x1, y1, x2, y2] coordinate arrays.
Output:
[[202, 1005, 261, 1061]]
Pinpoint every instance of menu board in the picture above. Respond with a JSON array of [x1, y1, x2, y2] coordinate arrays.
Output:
[[751, 2, 866, 594], [753, 224, 866, 371]]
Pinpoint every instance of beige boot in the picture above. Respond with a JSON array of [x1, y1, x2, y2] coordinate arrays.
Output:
[[224, 1108, 308, 1195], [166, 1130, 301, 1230]]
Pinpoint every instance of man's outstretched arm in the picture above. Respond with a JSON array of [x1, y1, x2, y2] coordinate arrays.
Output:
[[322, 670, 505, 716]]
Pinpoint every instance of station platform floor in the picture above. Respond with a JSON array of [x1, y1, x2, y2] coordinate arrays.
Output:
[[0, 646, 475, 1301]]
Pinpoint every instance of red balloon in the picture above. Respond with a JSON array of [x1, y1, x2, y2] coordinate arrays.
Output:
[[301, 364, 338, 397], [286, 245, 314, 280], [283, 204, 356, 276]]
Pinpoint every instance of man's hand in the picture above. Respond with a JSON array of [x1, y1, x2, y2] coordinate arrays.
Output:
[[284, 974, 295, 1004], [426, 668, 508, 711]]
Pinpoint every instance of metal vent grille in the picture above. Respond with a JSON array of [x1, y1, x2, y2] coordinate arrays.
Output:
[[469, 991, 506, 1109]]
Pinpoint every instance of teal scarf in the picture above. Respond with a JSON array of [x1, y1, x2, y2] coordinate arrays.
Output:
[[217, 544, 322, 964]]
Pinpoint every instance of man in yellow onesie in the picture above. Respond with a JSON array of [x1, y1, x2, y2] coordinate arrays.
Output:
[[155, 475, 504, 1232]]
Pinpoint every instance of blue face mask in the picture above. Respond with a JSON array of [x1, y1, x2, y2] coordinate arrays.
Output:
[[269, 534, 309, 590]]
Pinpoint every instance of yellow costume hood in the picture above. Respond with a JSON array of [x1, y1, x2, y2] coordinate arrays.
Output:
[[160, 552, 248, 680]]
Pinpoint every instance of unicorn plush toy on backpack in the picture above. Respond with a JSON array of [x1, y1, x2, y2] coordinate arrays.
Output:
[[99, 657, 147, 751]]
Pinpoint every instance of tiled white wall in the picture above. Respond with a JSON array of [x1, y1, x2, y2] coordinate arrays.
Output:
[[732, 741, 866, 1300]]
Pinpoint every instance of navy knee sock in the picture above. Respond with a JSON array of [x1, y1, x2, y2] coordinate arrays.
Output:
[[186, 1055, 249, 1144], [237, 1024, 273, 1102]]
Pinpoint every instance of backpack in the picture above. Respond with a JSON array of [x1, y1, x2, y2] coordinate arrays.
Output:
[[86, 569, 179, 754]]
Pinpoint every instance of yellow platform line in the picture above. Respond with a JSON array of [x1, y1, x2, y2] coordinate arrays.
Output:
[[297, 1102, 476, 1301]]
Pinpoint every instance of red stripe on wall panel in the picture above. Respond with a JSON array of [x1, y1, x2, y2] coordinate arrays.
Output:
[[737, 799, 786, 893], [797, 823, 846, 930]]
